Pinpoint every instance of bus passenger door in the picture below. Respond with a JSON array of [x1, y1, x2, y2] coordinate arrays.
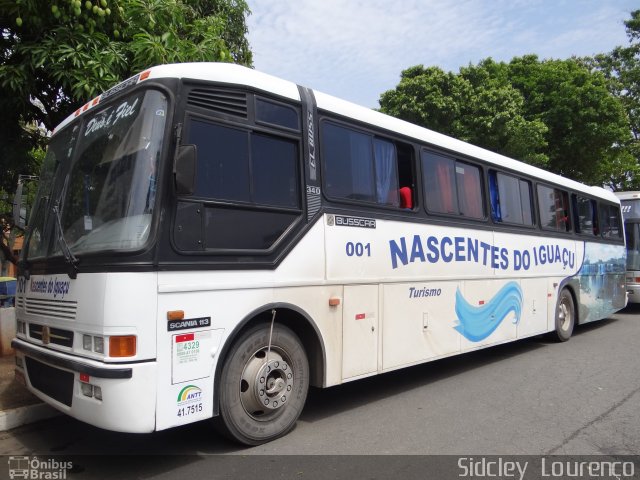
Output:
[[342, 285, 378, 380]]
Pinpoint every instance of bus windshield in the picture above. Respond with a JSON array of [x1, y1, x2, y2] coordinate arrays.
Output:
[[626, 222, 640, 271], [26, 89, 168, 260]]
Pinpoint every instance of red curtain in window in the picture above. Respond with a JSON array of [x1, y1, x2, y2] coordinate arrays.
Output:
[[436, 161, 454, 213], [460, 166, 483, 218]]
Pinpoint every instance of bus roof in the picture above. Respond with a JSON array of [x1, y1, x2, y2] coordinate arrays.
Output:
[[58, 62, 619, 204], [614, 191, 640, 200]]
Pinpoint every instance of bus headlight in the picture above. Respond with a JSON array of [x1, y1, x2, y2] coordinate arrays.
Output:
[[83, 334, 105, 354], [93, 336, 104, 354]]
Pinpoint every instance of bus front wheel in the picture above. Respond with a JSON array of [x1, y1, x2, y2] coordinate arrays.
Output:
[[550, 289, 575, 342], [215, 323, 309, 445]]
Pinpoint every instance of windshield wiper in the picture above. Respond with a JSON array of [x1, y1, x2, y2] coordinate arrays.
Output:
[[52, 202, 79, 279]]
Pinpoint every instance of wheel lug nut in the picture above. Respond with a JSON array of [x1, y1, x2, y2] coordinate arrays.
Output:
[[274, 361, 279, 368], [283, 364, 287, 370], [260, 377, 265, 383], [287, 385, 292, 391], [273, 401, 278, 407], [264, 399, 269, 406], [259, 390, 264, 396], [287, 373, 292, 379], [282, 396, 286, 402]]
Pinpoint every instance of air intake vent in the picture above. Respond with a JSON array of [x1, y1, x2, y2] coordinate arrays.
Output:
[[25, 297, 78, 320], [187, 89, 248, 118]]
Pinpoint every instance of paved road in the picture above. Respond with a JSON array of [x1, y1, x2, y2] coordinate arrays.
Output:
[[1, 305, 638, 477]]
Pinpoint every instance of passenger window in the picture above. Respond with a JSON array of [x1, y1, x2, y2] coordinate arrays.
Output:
[[488, 171, 533, 226], [322, 122, 404, 207], [422, 150, 484, 219], [537, 185, 571, 232], [187, 118, 299, 208], [599, 204, 622, 239], [255, 98, 300, 131], [573, 195, 598, 235], [177, 117, 302, 252]]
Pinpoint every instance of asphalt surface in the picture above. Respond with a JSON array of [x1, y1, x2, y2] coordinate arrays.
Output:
[[0, 304, 638, 478]]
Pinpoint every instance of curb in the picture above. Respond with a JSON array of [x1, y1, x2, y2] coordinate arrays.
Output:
[[0, 403, 60, 432]]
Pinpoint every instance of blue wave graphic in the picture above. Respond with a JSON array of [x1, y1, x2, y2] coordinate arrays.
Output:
[[454, 282, 523, 342]]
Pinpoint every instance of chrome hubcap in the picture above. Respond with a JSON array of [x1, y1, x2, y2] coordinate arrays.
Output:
[[558, 299, 571, 331], [240, 349, 293, 419]]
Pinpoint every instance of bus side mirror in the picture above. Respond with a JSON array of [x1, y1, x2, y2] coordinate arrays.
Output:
[[175, 144, 196, 195], [12, 182, 26, 228]]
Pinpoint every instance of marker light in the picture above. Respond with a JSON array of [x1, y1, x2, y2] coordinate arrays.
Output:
[[109, 336, 137, 357], [167, 310, 184, 321], [83, 335, 92, 350]]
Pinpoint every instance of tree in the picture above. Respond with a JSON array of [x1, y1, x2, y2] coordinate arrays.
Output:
[[0, 0, 252, 196], [379, 56, 632, 188], [507, 55, 633, 187], [588, 10, 640, 190], [379, 62, 549, 169], [0, 0, 252, 272]]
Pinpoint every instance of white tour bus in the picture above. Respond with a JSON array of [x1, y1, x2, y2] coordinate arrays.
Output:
[[12, 63, 627, 445], [615, 191, 640, 303]]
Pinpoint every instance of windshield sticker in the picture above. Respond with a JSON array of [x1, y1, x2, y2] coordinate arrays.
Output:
[[84, 98, 140, 137]]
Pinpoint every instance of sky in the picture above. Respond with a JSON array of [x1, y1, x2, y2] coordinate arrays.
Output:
[[246, 0, 638, 108]]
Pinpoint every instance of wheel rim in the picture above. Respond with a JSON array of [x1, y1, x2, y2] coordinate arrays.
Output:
[[239, 347, 294, 421], [558, 296, 572, 332]]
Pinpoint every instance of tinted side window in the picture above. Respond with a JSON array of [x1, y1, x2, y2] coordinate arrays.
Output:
[[488, 171, 534, 226], [187, 119, 299, 208], [322, 122, 401, 207], [256, 98, 300, 131], [422, 152, 458, 215], [323, 123, 375, 202], [252, 134, 299, 208], [422, 150, 484, 219], [537, 185, 571, 232], [189, 120, 250, 202], [573, 195, 597, 235], [600, 204, 622, 239], [177, 117, 302, 252]]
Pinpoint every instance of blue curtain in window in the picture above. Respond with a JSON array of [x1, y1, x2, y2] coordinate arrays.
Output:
[[349, 133, 374, 200], [374, 138, 398, 205], [488, 172, 501, 222]]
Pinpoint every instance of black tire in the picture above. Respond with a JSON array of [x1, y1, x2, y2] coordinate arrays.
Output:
[[215, 323, 309, 445], [549, 288, 575, 342]]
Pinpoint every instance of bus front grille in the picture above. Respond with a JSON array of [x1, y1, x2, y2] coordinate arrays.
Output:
[[25, 357, 74, 407], [24, 297, 77, 320], [28, 324, 74, 348]]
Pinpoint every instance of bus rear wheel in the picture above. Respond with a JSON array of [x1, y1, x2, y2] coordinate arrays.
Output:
[[550, 288, 575, 342], [215, 323, 309, 445]]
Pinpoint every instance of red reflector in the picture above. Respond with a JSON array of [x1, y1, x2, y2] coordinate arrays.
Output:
[[80, 373, 90, 383], [92, 97, 100, 106], [479, 300, 485, 305], [176, 333, 195, 343], [355, 313, 366, 320], [634, 277, 640, 283]]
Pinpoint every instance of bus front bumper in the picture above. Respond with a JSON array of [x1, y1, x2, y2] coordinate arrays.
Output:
[[11, 338, 157, 433]]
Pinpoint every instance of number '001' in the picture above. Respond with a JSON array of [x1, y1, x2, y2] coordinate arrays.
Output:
[[346, 242, 371, 257]]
